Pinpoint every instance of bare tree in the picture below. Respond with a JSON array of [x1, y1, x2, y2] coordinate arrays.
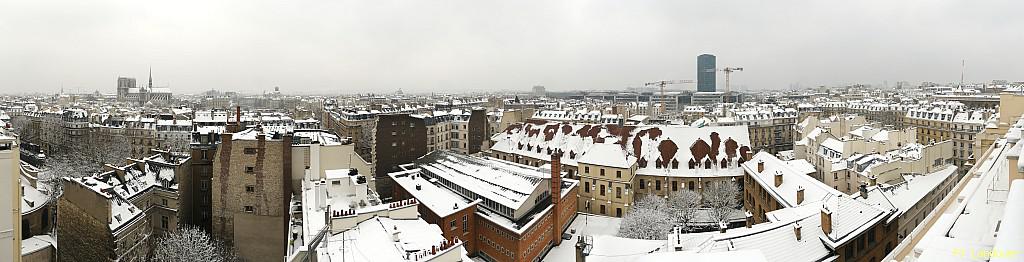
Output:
[[152, 226, 239, 262], [617, 194, 672, 240], [702, 181, 740, 225], [667, 189, 701, 232]]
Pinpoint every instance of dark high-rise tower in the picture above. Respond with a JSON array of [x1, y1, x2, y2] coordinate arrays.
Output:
[[697, 54, 716, 92]]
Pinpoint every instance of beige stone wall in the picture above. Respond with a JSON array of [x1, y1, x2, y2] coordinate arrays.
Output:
[[578, 163, 635, 217], [212, 135, 288, 262], [56, 199, 113, 262], [20, 245, 52, 262]]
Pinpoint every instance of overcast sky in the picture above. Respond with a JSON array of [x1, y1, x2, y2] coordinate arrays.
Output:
[[1, 0, 1021, 95]]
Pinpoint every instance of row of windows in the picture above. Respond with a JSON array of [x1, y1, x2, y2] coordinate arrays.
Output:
[[478, 235, 514, 259]]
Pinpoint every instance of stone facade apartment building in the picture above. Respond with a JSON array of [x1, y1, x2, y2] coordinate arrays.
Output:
[[741, 152, 899, 262], [489, 122, 752, 217], [714, 106, 798, 154], [904, 105, 991, 169], [390, 151, 578, 262], [11, 109, 88, 154], [57, 151, 189, 262], [1, 134, 20, 262]]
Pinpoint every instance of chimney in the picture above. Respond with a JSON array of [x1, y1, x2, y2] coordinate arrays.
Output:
[[868, 175, 877, 186], [793, 223, 803, 241], [745, 211, 753, 228], [796, 186, 805, 205], [859, 184, 869, 199], [718, 221, 728, 233], [575, 236, 587, 262], [821, 206, 833, 235], [551, 150, 563, 246], [235, 106, 241, 127], [757, 160, 765, 173], [774, 170, 783, 187]]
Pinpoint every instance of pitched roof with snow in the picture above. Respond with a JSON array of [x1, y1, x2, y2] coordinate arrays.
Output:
[[491, 123, 752, 178], [742, 152, 845, 208]]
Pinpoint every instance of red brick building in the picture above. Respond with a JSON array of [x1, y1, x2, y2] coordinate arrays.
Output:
[[391, 151, 579, 262]]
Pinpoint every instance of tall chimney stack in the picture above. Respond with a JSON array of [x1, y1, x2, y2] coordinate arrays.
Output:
[[551, 150, 563, 245], [793, 223, 803, 241], [236, 106, 241, 127], [745, 211, 753, 228], [757, 160, 765, 173], [821, 206, 833, 235], [796, 186, 805, 205], [774, 170, 783, 187]]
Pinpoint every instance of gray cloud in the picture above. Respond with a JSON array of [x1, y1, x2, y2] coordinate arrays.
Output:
[[1, 0, 1021, 95]]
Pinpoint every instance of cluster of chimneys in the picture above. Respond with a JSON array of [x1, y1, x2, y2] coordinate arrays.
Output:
[[331, 209, 356, 218], [389, 198, 417, 209], [406, 237, 461, 261]]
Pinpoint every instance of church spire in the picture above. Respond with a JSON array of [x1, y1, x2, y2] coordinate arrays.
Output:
[[147, 67, 153, 90]]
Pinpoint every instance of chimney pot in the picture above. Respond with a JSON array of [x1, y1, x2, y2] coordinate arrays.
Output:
[[757, 160, 765, 173]]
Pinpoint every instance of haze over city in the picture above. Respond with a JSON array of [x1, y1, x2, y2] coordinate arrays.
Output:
[[2, 0, 1023, 94]]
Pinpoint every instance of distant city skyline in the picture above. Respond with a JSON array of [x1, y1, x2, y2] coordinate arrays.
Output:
[[1, 0, 1022, 95]]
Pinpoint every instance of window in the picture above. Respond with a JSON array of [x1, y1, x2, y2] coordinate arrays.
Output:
[[616, 208, 622, 217], [200, 180, 210, 190], [616, 187, 621, 198], [450, 220, 456, 230], [689, 181, 695, 190], [161, 216, 168, 229], [600, 169, 605, 176], [244, 206, 255, 213], [161, 199, 168, 206], [600, 205, 606, 214], [462, 215, 468, 233], [244, 148, 257, 154], [201, 150, 208, 160], [584, 182, 590, 193], [639, 179, 645, 189], [246, 185, 255, 192], [245, 166, 255, 173], [868, 228, 876, 245], [655, 180, 661, 190], [585, 166, 590, 173], [600, 185, 606, 196], [672, 181, 678, 191], [616, 170, 621, 178]]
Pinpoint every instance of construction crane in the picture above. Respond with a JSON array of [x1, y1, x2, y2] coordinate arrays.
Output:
[[720, 67, 743, 94], [643, 80, 694, 116]]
